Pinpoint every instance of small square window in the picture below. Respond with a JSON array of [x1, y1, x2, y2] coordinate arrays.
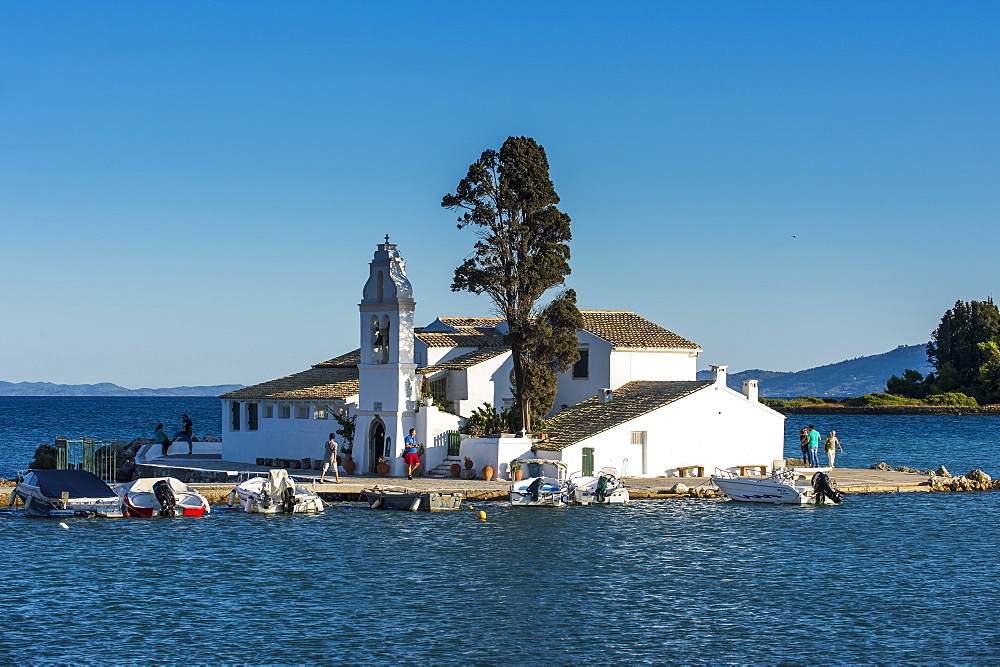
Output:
[[279, 405, 291, 419], [262, 405, 274, 419], [314, 408, 327, 419], [630, 431, 646, 445], [295, 405, 309, 419], [573, 348, 590, 379]]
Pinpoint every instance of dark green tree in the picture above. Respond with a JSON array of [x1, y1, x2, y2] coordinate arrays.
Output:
[[516, 290, 584, 425], [886, 368, 927, 398], [442, 136, 579, 431]]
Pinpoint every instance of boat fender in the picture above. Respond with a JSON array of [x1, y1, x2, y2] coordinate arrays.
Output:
[[227, 489, 237, 508]]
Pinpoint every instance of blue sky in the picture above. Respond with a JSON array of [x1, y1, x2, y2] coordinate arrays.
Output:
[[1, 0, 996, 388]]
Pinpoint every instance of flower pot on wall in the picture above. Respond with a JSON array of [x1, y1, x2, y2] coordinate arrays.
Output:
[[464, 459, 474, 469], [344, 458, 356, 475], [513, 469, 523, 482], [376, 462, 389, 476], [481, 464, 494, 482], [450, 463, 462, 478]]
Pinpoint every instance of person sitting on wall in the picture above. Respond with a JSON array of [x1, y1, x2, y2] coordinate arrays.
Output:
[[154, 423, 172, 457]]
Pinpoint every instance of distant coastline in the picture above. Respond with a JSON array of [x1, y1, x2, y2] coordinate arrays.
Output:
[[0, 381, 243, 397]]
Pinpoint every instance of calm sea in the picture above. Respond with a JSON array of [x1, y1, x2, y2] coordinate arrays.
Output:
[[1, 397, 998, 664]]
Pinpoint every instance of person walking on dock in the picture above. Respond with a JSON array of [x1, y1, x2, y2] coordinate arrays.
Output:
[[404, 428, 420, 480], [824, 431, 843, 468], [154, 423, 172, 457], [174, 413, 194, 455], [320, 433, 341, 484], [807, 424, 822, 466]]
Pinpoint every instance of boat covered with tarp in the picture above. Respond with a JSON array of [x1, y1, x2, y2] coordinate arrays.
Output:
[[360, 487, 463, 511], [11, 469, 125, 517], [116, 477, 211, 517]]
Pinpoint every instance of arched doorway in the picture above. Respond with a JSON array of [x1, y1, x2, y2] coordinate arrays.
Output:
[[368, 418, 386, 473]]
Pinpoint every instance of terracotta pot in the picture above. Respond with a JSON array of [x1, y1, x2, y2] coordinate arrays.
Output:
[[482, 464, 494, 482], [336, 455, 342, 465], [377, 462, 389, 476], [344, 459, 356, 475], [513, 469, 523, 482], [464, 460, 473, 469], [450, 463, 462, 478]]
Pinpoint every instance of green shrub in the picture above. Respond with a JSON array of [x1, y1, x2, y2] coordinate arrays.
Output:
[[842, 392, 920, 407], [923, 392, 978, 407]]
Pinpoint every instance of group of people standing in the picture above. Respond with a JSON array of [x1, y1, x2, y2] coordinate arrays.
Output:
[[798, 424, 843, 467], [153, 414, 194, 457]]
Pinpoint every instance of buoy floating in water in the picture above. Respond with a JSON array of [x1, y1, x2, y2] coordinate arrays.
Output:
[[477, 510, 487, 521], [58, 522, 69, 530]]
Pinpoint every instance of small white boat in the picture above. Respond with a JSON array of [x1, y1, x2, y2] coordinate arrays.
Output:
[[360, 487, 463, 511], [567, 468, 630, 505], [712, 468, 842, 505], [229, 469, 324, 514], [116, 477, 211, 517], [510, 459, 570, 507], [11, 469, 125, 518]]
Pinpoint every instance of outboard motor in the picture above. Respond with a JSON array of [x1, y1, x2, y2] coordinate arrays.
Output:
[[280, 486, 296, 514], [595, 475, 610, 503], [258, 481, 272, 510], [527, 477, 544, 502], [152, 479, 178, 517], [811, 472, 842, 505]]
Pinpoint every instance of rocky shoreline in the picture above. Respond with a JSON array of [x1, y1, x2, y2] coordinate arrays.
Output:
[[777, 405, 1000, 416]]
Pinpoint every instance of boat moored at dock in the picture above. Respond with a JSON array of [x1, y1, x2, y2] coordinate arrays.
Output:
[[360, 487, 463, 511], [712, 468, 842, 505], [229, 469, 324, 514], [510, 458, 570, 507], [11, 469, 125, 517], [116, 477, 211, 517], [567, 468, 630, 505]]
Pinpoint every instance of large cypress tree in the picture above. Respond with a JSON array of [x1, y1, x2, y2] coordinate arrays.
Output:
[[442, 136, 581, 431]]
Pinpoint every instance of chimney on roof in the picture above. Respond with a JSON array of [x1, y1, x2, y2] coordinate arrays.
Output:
[[742, 380, 759, 402], [710, 365, 728, 386], [599, 388, 613, 404]]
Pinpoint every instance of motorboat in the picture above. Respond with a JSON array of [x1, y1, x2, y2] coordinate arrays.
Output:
[[712, 468, 842, 505], [360, 487, 463, 511], [10, 469, 125, 518], [228, 469, 325, 514], [510, 458, 570, 507], [116, 477, 211, 517], [567, 467, 630, 505]]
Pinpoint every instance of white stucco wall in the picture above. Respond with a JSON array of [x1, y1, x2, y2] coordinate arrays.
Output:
[[456, 352, 513, 416], [457, 435, 534, 480], [608, 349, 698, 386], [548, 386, 784, 477], [221, 398, 358, 465]]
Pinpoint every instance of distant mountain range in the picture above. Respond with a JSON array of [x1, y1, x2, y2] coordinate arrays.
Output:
[[697, 344, 932, 397], [0, 381, 244, 397]]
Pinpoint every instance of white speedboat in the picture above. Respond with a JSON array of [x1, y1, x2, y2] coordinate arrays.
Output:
[[11, 469, 125, 518], [116, 477, 211, 517], [229, 469, 325, 514], [510, 459, 570, 507], [712, 468, 842, 505], [568, 468, 630, 505]]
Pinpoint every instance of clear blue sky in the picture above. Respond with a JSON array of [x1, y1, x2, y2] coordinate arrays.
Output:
[[1, 0, 997, 388]]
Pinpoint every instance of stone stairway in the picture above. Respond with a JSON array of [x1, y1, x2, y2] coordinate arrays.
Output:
[[426, 456, 465, 478]]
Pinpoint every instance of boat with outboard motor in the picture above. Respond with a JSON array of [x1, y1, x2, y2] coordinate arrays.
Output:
[[567, 467, 630, 505], [116, 477, 211, 517], [712, 467, 842, 505], [360, 486, 463, 511], [11, 469, 125, 517], [229, 469, 325, 514], [510, 458, 570, 507]]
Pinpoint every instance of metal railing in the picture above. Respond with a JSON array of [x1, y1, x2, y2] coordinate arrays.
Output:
[[52, 437, 118, 482]]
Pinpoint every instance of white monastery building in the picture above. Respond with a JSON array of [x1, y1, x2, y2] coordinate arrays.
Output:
[[220, 239, 784, 478]]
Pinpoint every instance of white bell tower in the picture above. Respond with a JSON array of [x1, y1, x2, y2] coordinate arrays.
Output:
[[355, 237, 418, 474]]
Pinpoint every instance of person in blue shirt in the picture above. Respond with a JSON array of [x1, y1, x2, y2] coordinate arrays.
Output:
[[807, 425, 822, 466], [403, 428, 420, 480]]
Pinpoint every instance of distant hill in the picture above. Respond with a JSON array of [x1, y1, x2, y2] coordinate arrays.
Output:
[[0, 381, 244, 397], [697, 344, 932, 397]]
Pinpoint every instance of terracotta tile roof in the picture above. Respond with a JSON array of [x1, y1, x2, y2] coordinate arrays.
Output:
[[580, 311, 699, 349], [536, 380, 712, 451], [313, 349, 361, 367], [438, 317, 504, 328], [220, 365, 360, 400], [418, 348, 509, 375], [415, 328, 507, 348]]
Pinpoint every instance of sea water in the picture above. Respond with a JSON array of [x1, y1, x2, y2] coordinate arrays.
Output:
[[0, 398, 998, 663]]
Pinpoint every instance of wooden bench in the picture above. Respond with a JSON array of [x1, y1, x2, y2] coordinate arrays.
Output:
[[676, 465, 705, 477], [736, 465, 768, 476]]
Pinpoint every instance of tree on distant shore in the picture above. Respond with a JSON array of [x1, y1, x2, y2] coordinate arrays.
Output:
[[887, 298, 1000, 403], [442, 136, 581, 432]]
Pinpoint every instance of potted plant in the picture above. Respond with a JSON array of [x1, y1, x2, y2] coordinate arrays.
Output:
[[335, 411, 356, 475], [481, 463, 494, 482], [511, 462, 523, 482], [464, 456, 474, 470], [450, 461, 462, 478], [376, 457, 390, 477]]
